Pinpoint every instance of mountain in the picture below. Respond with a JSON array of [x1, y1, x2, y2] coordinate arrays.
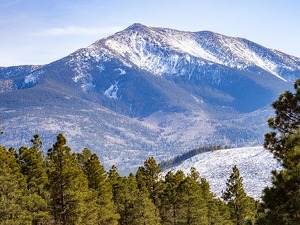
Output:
[[1, 23, 299, 171], [163, 146, 281, 199]]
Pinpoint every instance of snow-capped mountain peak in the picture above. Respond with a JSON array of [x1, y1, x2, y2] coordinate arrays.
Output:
[[96, 24, 300, 81]]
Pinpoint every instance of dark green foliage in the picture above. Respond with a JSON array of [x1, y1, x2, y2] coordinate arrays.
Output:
[[200, 178, 233, 225], [0, 133, 262, 225], [136, 157, 164, 208], [160, 167, 233, 225], [258, 79, 300, 224], [222, 165, 257, 225], [258, 131, 300, 225], [159, 170, 185, 225], [18, 134, 50, 225], [46, 134, 97, 225], [160, 145, 231, 169], [109, 171, 160, 225], [267, 79, 300, 134], [0, 146, 31, 225], [264, 79, 300, 159], [130, 187, 161, 225], [78, 148, 119, 225], [177, 176, 209, 225]]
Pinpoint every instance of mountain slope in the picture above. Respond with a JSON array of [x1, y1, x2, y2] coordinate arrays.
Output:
[[0, 24, 299, 170], [163, 146, 281, 199]]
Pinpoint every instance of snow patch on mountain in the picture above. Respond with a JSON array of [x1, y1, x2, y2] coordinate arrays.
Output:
[[23, 69, 44, 85], [164, 146, 281, 199], [114, 68, 126, 75], [104, 82, 119, 99], [163, 30, 221, 63], [215, 36, 285, 81]]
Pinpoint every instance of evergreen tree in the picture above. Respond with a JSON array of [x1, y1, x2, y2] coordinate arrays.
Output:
[[222, 165, 256, 225], [200, 178, 233, 225], [79, 148, 119, 225], [18, 134, 50, 225], [257, 79, 300, 224], [118, 173, 138, 225], [159, 170, 185, 225], [177, 175, 209, 225], [46, 134, 97, 225], [0, 146, 31, 225], [189, 167, 201, 182], [264, 79, 300, 159], [109, 171, 161, 225], [129, 186, 161, 225], [108, 165, 123, 207], [136, 157, 164, 209], [257, 131, 300, 224]]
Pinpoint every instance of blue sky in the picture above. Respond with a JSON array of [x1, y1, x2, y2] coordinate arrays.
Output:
[[1, 0, 300, 66]]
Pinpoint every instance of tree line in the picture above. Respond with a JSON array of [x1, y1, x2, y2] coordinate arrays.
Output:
[[0, 132, 257, 225], [2, 79, 300, 225], [160, 145, 231, 169]]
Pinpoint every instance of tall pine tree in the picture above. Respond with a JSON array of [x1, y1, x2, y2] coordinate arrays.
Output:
[[159, 170, 185, 225], [0, 146, 31, 225], [79, 148, 119, 225], [136, 157, 164, 209], [258, 131, 300, 224], [222, 165, 256, 225], [177, 175, 208, 225], [18, 134, 50, 225], [200, 177, 233, 225], [46, 134, 97, 225], [258, 79, 300, 224]]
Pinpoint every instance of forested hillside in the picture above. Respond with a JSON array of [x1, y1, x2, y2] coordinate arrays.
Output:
[[0, 133, 257, 225]]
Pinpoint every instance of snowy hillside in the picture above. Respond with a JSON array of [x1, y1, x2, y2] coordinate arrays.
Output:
[[164, 146, 281, 199]]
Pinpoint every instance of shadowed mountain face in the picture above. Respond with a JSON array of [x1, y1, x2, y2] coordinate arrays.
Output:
[[1, 23, 299, 170]]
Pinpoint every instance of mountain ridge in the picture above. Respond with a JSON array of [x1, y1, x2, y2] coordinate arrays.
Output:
[[0, 24, 299, 170]]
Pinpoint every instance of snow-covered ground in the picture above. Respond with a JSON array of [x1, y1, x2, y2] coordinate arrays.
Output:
[[163, 146, 281, 199]]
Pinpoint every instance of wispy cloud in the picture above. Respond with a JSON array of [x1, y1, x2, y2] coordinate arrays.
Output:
[[31, 26, 124, 36]]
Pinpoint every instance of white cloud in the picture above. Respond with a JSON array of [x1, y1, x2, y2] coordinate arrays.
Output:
[[31, 26, 124, 36]]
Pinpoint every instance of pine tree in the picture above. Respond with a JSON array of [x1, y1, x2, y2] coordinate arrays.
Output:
[[159, 170, 185, 225], [125, 174, 161, 225], [177, 175, 209, 225], [222, 165, 255, 225], [129, 186, 161, 225], [108, 165, 123, 207], [264, 79, 300, 159], [257, 131, 300, 224], [136, 157, 164, 208], [109, 170, 161, 225], [0, 146, 31, 225], [257, 79, 300, 224], [200, 178, 233, 225], [79, 148, 119, 225], [46, 133, 97, 225], [18, 134, 50, 225]]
